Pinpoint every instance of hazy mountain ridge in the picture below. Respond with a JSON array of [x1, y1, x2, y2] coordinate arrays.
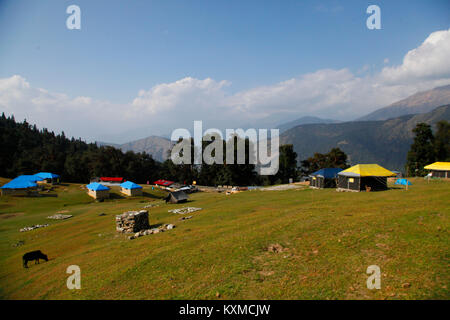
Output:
[[280, 105, 450, 171], [97, 136, 173, 162], [277, 116, 339, 133], [358, 84, 450, 121]]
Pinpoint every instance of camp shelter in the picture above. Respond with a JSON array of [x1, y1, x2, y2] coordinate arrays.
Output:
[[35, 172, 60, 184], [0, 178, 38, 196], [165, 190, 188, 204], [86, 182, 110, 200], [154, 179, 174, 187], [15, 175, 44, 183], [100, 177, 124, 184], [120, 181, 143, 196], [424, 162, 450, 178], [310, 168, 342, 188], [337, 164, 395, 192]]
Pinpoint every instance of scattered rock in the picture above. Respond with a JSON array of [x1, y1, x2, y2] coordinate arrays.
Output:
[[123, 220, 176, 239], [47, 214, 73, 220], [143, 203, 160, 209], [169, 207, 202, 215], [20, 224, 49, 232], [267, 243, 285, 253], [402, 282, 411, 289], [98, 213, 107, 216], [179, 215, 193, 221], [216, 292, 221, 298]]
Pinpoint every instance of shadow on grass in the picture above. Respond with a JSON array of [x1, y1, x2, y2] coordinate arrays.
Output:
[[109, 193, 126, 200], [37, 193, 58, 198], [149, 223, 164, 229], [142, 191, 166, 199]]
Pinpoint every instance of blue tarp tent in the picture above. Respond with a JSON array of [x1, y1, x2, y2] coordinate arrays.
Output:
[[35, 172, 60, 179], [15, 175, 43, 182], [311, 168, 343, 179], [1, 179, 38, 189], [120, 181, 142, 189], [310, 168, 342, 188], [395, 178, 412, 186], [86, 182, 110, 191]]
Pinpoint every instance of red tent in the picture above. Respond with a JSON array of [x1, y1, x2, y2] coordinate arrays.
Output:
[[100, 177, 124, 183], [153, 179, 174, 186]]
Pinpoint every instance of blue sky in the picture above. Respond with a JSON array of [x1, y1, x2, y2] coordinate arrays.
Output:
[[0, 0, 449, 142]]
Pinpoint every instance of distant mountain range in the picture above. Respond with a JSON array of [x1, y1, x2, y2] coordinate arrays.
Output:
[[278, 116, 339, 133], [97, 85, 450, 168], [97, 136, 172, 162], [280, 104, 450, 171], [358, 84, 450, 121]]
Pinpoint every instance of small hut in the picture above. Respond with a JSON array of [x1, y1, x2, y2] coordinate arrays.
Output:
[[337, 164, 395, 192], [165, 190, 188, 204], [120, 181, 143, 196], [35, 172, 60, 184], [154, 179, 175, 190], [86, 182, 110, 200], [424, 162, 450, 178], [310, 168, 342, 188], [1, 179, 38, 196]]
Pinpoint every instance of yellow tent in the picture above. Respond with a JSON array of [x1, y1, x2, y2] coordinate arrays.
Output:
[[424, 162, 450, 178], [424, 162, 450, 171], [339, 164, 396, 177]]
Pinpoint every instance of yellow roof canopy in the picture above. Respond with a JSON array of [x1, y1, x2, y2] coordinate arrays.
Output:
[[424, 162, 450, 171], [339, 164, 396, 177]]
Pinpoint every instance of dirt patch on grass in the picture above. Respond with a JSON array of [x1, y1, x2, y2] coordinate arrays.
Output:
[[267, 243, 288, 253], [258, 270, 275, 276], [0, 212, 24, 220]]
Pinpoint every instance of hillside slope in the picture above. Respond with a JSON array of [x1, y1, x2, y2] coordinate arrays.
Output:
[[280, 105, 450, 170]]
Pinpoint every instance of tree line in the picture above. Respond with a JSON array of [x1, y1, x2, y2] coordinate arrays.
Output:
[[0, 113, 352, 185]]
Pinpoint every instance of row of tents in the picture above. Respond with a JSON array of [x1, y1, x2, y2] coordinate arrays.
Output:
[[309, 162, 450, 191], [0, 172, 60, 196], [86, 181, 143, 200], [86, 181, 189, 203]]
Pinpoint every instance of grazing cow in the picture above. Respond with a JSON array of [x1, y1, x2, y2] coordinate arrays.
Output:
[[23, 250, 48, 268]]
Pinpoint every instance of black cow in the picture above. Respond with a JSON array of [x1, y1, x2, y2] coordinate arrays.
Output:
[[23, 250, 48, 268]]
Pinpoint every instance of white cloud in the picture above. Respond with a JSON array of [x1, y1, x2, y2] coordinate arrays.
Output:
[[381, 28, 450, 83], [1, 29, 450, 142]]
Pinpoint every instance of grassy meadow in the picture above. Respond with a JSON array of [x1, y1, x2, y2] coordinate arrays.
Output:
[[0, 178, 449, 300]]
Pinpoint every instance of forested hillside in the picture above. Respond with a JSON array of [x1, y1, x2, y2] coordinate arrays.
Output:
[[0, 113, 160, 183]]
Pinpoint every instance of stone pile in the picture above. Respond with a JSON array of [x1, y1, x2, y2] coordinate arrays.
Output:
[[168, 207, 202, 214], [20, 224, 49, 232], [47, 214, 73, 220], [115, 210, 150, 233], [128, 224, 175, 240], [143, 203, 159, 209]]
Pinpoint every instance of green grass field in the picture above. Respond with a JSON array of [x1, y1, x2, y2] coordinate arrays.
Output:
[[0, 178, 449, 300]]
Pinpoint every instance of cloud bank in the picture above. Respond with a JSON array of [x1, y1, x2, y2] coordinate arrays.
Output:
[[1, 29, 450, 142]]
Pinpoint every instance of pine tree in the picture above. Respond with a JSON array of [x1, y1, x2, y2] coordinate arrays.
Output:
[[406, 123, 435, 176]]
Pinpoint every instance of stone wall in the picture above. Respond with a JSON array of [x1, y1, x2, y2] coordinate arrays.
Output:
[[115, 210, 150, 233]]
